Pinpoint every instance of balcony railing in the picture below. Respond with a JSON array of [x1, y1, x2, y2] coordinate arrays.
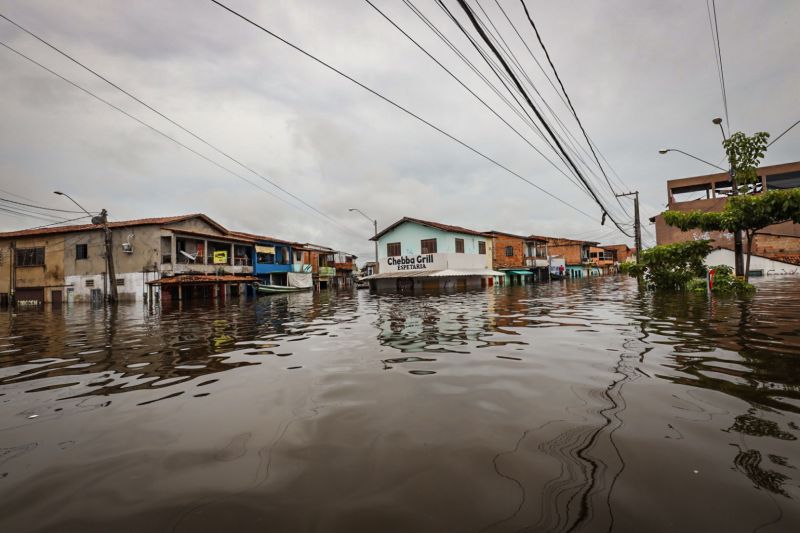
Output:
[[318, 266, 336, 277], [292, 263, 312, 273], [334, 262, 354, 270]]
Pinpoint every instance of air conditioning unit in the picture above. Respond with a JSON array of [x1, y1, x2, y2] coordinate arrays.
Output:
[[121, 242, 133, 253]]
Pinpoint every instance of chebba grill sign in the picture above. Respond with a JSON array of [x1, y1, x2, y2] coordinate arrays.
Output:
[[386, 254, 435, 271]]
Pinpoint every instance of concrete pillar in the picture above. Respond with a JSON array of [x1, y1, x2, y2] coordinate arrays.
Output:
[[170, 235, 177, 269], [203, 240, 208, 265]]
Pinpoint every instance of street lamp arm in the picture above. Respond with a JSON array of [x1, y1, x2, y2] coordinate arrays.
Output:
[[658, 149, 726, 171], [348, 208, 374, 224], [53, 191, 94, 217]]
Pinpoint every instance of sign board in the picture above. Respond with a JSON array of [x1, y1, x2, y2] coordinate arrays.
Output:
[[380, 253, 486, 273], [213, 250, 228, 264], [256, 245, 275, 254]]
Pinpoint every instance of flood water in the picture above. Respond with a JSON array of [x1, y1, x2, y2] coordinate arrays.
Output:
[[1, 276, 799, 532]]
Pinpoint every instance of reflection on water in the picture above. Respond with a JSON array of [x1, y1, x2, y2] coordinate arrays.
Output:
[[1, 277, 799, 532]]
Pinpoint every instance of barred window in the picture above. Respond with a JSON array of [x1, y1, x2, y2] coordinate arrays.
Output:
[[478, 241, 486, 255], [455, 238, 464, 254], [85, 279, 94, 287], [505, 246, 514, 257], [76, 244, 88, 260], [387, 242, 401, 257], [116, 278, 125, 286], [16, 247, 45, 267]]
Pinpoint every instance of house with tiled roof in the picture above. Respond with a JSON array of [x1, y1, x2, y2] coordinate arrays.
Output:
[[0, 214, 256, 305], [365, 217, 502, 291]]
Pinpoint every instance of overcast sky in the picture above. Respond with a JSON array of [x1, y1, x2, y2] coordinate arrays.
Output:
[[1, 0, 798, 260]]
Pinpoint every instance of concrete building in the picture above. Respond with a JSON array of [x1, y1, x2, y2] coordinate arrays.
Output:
[[365, 217, 502, 291], [0, 214, 256, 305], [651, 161, 800, 275]]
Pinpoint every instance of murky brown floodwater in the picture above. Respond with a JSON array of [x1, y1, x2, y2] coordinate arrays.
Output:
[[1, 276, 799, 532]]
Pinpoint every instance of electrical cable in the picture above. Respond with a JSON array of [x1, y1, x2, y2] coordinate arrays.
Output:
[[0, 196, 91, 214], [518, 0, 628, 215], [210, 0, 601, 222], [452, 0, 633, 236], [767, 118, 800, 148], [365, 0, 592, 199], [0, 40, 364, 240], [0, 13, 346, 230]]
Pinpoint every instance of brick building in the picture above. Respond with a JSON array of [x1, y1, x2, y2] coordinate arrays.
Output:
[[650, 160, 800, 274]]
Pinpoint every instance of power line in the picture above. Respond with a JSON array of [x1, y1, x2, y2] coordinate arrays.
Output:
[[518, 0, 626, 214], [452, 0, 633, 237], [0, 13, 350, 230], [0, 196, 91, 214], [365, 0, 592, 200], [210, 0, 601, 222], [0, 40, 363, 240], [18, 215, 93, 231], [767, 118, 800, 148], [706, 0, 730, 135]]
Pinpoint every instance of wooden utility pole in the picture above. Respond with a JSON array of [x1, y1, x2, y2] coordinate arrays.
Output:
[[615, 191, 642, 263]]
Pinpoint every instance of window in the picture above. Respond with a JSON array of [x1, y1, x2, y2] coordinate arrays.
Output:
[[387, 242, 401, 257], [15, 247, 45, 267], [455, 238, 464, 254], [85, 279, 94, 287], [505, 246, 514, 257], [421, 239, 437, 254], [257, 252, 275, 264], [478, 241, 486, 255], [76, 244, 88, 260], [115, 278, 125, 286], [161, 236, 172, 264]]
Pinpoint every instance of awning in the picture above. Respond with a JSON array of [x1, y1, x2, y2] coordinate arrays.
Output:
[[505, 270, 534, 275], [363, 269, 505, 280], [148, 275, 258, 285]]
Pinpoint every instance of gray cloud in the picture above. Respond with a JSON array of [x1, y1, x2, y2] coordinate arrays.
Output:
[[1, 0, 799, 259]]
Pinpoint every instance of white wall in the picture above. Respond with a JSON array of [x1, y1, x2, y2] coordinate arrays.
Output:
[[65, 271, 152, 303], [705, 249, 800, 276]]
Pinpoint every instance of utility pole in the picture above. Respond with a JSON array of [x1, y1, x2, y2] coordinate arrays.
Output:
[[53, 191, 117, 302], [99, 209, 118, 302], [616, 191, 641, 263], [349, 208, 379, 275]]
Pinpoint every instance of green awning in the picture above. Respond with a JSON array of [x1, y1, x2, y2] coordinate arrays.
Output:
[[507, 270, 533, 275]]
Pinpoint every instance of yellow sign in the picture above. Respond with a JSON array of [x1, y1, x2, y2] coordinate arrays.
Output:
[[213, 250, 228, 264], [255, 245, 275, 254]]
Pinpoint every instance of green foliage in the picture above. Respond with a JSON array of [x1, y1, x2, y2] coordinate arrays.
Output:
[[618, 261, 643, 276], [723, 131, 769, 188], [663, 209, 724, 232], [627, 240, 712, 290], [708, 264, 755, 294]]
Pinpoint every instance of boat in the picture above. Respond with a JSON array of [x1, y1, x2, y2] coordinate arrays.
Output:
[[255, 283, 309, 294]]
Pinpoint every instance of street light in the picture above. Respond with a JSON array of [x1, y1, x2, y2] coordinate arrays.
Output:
[[54, 191, 117, 302], [658, 149, 726, 171], [349, 208, 378, 275], [53, 191, 94, 218]]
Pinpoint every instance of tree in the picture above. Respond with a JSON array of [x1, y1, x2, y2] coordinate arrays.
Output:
[[627, 240, 712, 290], [723, 131, 769, 192], [664, 189, 800, 281]]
